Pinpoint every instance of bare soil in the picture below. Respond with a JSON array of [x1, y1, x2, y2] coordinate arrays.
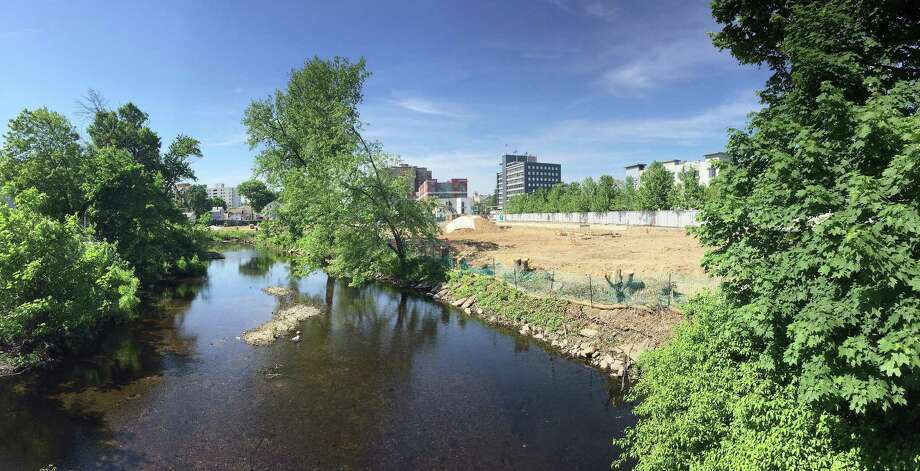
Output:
[[442, 224, 709, 279]]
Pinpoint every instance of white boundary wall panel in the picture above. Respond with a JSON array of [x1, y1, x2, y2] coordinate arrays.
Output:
[[498, 210, 699, 228]]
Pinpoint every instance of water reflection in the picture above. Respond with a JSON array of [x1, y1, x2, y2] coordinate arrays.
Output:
[[0, 249, 632, 470]]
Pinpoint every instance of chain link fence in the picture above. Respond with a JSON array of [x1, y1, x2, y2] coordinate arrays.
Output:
[[450, 258, 716, 308]]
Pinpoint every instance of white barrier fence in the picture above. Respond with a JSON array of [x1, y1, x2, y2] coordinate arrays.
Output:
[[497, 210, 699, 228]]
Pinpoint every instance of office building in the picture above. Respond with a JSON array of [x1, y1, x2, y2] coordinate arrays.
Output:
[[495, 154, 561, 209], [389, 164, 432, 198]]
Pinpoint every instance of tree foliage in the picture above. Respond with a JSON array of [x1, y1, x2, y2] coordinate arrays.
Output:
[[504, 176, 638, 213], [636, 162, 676, 210], [237, 179, 276, 212], [180, 184, 211, 215], [0, 191, 139, 369], [0, 101, 207, 285], [623, 1, 920, 468], [618, 293, 920, 471], [244, 57, 440, 284]]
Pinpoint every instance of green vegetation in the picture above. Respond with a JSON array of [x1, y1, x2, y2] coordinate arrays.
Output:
[[0, 191, 139, 370], [447, 271, 567, 332], [622, 1, 920, 469], [503, 168, 705, 213], [179, 184, 211, 215], [0, 97, 208, 371], [208, 228, 257, 244], [243, 57, 441, 284], [617, 293, 919, 470], [237, 179, 276, 212]]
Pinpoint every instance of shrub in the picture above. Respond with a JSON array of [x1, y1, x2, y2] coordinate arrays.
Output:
[[0, 193, 139, 368], [617, 293, 920, 471]]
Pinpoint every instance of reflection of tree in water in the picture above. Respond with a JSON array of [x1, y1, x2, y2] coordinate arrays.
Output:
[[242, 277, 446, 469], [238, 253, 279, 278], [0, 276, 205, 469]]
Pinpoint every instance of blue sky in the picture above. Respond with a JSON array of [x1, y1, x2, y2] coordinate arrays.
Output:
[[1, 0, 768, 194]]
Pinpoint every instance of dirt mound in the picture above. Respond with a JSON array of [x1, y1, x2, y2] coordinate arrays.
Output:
[[241, 305, 321, 346], [445, 216, 499, 234]]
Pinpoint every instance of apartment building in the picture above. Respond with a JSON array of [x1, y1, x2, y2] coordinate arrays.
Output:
[[207, 183, 241, 208], [389, 164, 432, 198]]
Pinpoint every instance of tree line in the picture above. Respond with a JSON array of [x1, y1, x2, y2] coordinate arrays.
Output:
[[1, 99, 209, 372], [504, 162, 709, 214]]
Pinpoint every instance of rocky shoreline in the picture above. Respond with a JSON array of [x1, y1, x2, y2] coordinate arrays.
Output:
[[410, 272, 683, 381]]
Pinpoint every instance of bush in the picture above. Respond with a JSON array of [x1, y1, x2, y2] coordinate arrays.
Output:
[[617, 292, 920, 471], [0, 194, 139, 369]]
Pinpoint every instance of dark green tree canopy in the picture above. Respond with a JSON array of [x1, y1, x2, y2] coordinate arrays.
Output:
[[700, 0, 920, 415], [636, 162, 675, 210], [237, 179, 276, 212]]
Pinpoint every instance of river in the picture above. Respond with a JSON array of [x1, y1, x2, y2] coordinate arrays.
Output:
[[0, 248, 634, 470]]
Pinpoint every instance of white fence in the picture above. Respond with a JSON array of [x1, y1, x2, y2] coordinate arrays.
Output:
[[497, 210, 699, 228]]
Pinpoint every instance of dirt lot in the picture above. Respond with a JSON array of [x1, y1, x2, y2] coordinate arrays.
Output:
[[441, 223, 709, 279]]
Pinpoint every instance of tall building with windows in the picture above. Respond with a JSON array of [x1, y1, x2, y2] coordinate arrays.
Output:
[[417, 178, 470, 219], [495, 154, 561, 210], [207, 183, 241, 208], [388, 164, 432, 198]]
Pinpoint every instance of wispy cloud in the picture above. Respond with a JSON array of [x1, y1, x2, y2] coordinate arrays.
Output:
[[543, 0, 617, 20], [0, 27, 42, 38], [391, 97, 464, 118], [601, 36, 731, 91], [542, 93, 760, 145], [201, 131, 248, 148]]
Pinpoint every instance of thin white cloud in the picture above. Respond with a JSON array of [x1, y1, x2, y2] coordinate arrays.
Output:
[[201, 132, 248, 148], [601, 36, 732, 91], [542, 93, 760, 145], [0, 27, 41, 38], [391, 97, 464, 118]]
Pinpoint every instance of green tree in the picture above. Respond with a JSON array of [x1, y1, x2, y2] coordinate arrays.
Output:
[[623, 1, 920, 469], [182, 184, 211, 215], [244, 57, 439, 283], [0, 108, 85, 219], [237, 179, 276, 212], [675, 167, 705, 209], [1, 102, 207, 285], [636, 162, 675, 210], [208, 196, 227, 209], [0, 190, 139, 370]]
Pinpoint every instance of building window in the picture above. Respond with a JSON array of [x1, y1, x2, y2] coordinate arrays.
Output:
[[708, 167, 716, 178]]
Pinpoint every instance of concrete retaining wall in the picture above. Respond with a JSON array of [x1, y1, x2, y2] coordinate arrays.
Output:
[[497, 210, 699, 228]]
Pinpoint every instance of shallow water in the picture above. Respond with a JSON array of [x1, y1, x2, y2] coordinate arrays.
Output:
[[0, 248, 634, 470]]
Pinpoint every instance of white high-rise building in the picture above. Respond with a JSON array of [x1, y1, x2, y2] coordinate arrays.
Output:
[[206, 183, 241, 208]]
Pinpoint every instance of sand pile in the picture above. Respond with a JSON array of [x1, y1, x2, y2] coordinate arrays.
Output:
[[445, 216, 499, 234], [241, 305, 321, 346]]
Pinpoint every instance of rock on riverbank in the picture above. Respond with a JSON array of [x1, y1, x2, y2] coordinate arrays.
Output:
[[421, 273, 683, 379]]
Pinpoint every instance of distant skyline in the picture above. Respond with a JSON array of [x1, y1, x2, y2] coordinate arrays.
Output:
[[1, 0, 768, 194]]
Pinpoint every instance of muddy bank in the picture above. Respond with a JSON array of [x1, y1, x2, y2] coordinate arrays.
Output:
[[422, 271, 682, 379], [241, 304, 321, 346]]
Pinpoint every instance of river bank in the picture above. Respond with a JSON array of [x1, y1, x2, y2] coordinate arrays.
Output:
[[0, 247, 634, 469], [421, 271, 683, 381]]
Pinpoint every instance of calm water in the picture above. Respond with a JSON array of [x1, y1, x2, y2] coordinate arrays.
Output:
[[0, 248, 634, 470]]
